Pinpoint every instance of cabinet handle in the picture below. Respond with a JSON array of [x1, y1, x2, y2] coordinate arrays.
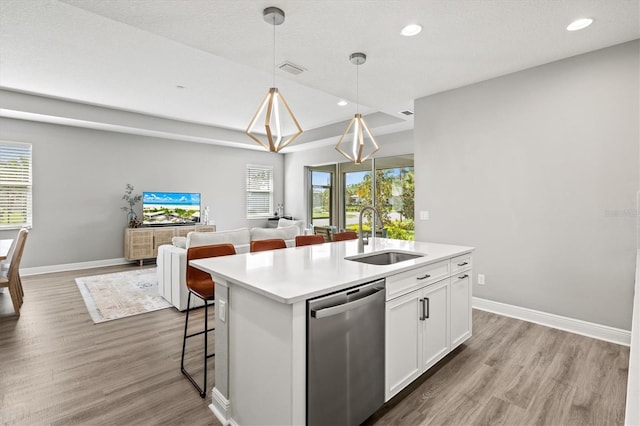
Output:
[[419, 298, 425, 321], [417, 274, 431, 280], [425, 297, 430, 319], [458, 274, 469, 280], [457, 262, 469, 267]]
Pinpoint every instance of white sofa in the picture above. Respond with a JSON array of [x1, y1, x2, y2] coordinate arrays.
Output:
[[157, 224, 301, 310]]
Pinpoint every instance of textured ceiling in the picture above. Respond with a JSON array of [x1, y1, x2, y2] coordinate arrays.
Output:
[[0, 0, 638, 150]]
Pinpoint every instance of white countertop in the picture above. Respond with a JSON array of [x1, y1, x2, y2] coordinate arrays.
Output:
[[190, 238, 474, 304]]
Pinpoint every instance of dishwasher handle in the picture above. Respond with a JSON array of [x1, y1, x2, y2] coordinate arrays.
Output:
[[311, 287, 384, 319]]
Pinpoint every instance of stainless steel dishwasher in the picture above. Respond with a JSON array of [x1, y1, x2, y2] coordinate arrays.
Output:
[[307, 279, 385, 426]]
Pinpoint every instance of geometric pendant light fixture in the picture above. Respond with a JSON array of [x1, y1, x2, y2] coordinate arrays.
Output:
[[335, 52, 379, 164], [246, 7, 303, 153]]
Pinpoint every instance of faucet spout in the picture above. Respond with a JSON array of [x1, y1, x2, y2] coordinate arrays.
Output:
[[358, 206, 384, 253]]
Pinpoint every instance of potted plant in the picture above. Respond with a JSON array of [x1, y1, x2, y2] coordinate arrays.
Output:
[[121, 184, 142, 228]]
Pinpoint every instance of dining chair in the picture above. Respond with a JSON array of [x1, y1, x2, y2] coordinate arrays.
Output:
[[1, 226, 30, 298], [181, 243, 236, 398], [295, 235, 325, 247], [313, 226, 333, 242], [250, 238, 287, 252], [332, 231, 358, 242], [0, 227, 29, 315]]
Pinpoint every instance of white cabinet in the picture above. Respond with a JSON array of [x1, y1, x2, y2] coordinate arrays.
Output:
[[385, 254, 473, 402], [385, 278, 449, 401], [450, 272, 472, 349], [421, 280, 450, 370], [386, 289, 422, 398], [450, 253, 472, 349]]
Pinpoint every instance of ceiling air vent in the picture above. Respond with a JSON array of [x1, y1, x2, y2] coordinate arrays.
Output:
[[400, 110, 414, 116], [278, 61, 306, 75]]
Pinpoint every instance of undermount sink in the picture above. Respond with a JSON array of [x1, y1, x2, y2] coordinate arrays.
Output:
[[345, 250, 425, 265]]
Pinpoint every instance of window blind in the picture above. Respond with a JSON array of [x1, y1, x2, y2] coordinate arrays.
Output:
[[246, 165, 273, 218], [0, 142, 32, 229]]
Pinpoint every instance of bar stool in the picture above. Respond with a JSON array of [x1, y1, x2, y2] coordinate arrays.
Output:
[[295, 235, 325, 247], [250, 238, 287, 252], [332, 231, 358, 241], [181, 243, 236, 398]]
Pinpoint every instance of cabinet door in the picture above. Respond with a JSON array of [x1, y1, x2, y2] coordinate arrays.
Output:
[[125, 229, 154, 260], [421, 279, 449, 371], [153, 228, 176, 256], [385, 289, 422, 401], [450, 272, 472, 349]]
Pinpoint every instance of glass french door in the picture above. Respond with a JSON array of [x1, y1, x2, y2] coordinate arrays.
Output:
[[307, 155, 414, 240]]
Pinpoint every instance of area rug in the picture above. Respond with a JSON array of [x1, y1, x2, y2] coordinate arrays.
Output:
[[75, 268, 171, 323]]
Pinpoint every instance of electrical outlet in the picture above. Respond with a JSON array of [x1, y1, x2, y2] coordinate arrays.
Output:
[[419, 211, 429, 220], [219, 300, 227, 323], [477, 274, 485, 285]]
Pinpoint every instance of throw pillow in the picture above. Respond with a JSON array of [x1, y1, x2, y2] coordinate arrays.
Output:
[[278, 218, 305, 234], [172, 236, 187, 248]]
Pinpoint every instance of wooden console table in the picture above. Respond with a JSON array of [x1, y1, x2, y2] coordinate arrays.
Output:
[[124, 225, 215, 265]]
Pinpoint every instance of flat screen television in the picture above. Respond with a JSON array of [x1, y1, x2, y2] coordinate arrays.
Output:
[[142, 191, 201, 226]]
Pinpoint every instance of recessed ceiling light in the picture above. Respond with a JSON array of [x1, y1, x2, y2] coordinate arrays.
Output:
[[337, 100, 348, 106], [567, 18, 593, 31], [401, 24, 422, 37]]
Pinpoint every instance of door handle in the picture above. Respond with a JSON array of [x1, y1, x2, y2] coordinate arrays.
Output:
[[425, 297, 430, 319], [457, 262, 468, 267], [419, 298, 425, 321], [417, 274, 431, 280], [458, 274, 469, 279], [311, 287, 384, 319]]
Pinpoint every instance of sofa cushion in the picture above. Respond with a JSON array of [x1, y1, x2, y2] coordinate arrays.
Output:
[[250, 225, 300, 242], [186, 227, 251, 249], [277, 218, 305, 234]]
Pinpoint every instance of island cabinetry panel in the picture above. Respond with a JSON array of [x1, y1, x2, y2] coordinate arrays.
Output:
[[385, 289, 423, 397], [385, 278, 450, 401], [450, 253, 473, 275], [450, 271, 472, 349], [386, 259, 450, 300], [421, 280, 450, 370]]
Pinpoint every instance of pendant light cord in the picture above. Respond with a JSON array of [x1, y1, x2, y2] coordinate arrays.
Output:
[[356, 61, 359, 114], [272, 15, 276, 88]]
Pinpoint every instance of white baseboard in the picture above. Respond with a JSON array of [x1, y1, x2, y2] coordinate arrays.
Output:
[[473, 297, 631, 347], [20, 257, 133, 276], [209, 388, 231, 426]]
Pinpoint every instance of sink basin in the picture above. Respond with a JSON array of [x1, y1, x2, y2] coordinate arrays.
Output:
[[345, 250, 424, 265]]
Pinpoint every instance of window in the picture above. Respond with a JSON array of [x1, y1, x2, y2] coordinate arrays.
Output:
[[306, 155, 414, 240], [0, 142, 32, 229], [246, 164, 273, 218], [310, 170, 333, 226]]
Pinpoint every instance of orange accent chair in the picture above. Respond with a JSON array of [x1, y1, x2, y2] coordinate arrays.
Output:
[[295, 235, 325, 247], [181, 243, 236, 398], [332, 231, 358, 242], [250, 238, 287, 252]]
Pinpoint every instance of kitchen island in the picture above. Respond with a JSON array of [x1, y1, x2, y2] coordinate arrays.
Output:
[[191, 238, 474, 425]]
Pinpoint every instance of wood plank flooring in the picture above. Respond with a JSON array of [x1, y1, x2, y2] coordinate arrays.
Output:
[[0, 264, 630, 425]]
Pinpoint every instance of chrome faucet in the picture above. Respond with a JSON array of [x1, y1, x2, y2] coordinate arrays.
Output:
[[358, 205, 384, 253]]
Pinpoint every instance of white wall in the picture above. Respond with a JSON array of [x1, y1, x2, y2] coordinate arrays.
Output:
[[283, 130, 414, 223], [0, 117, 284, 269], [414, 40, 639, 330]]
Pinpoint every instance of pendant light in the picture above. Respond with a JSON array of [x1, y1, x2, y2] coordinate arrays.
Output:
[[335, 52, 379, 164], [246, 7, 303, 153]]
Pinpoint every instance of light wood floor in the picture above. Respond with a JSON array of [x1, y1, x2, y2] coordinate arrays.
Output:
[[0, 264, 630, 425]]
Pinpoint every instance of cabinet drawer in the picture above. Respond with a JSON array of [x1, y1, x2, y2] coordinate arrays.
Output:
[[450, 253, 472, 274], [386, 260, 450, 300]]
